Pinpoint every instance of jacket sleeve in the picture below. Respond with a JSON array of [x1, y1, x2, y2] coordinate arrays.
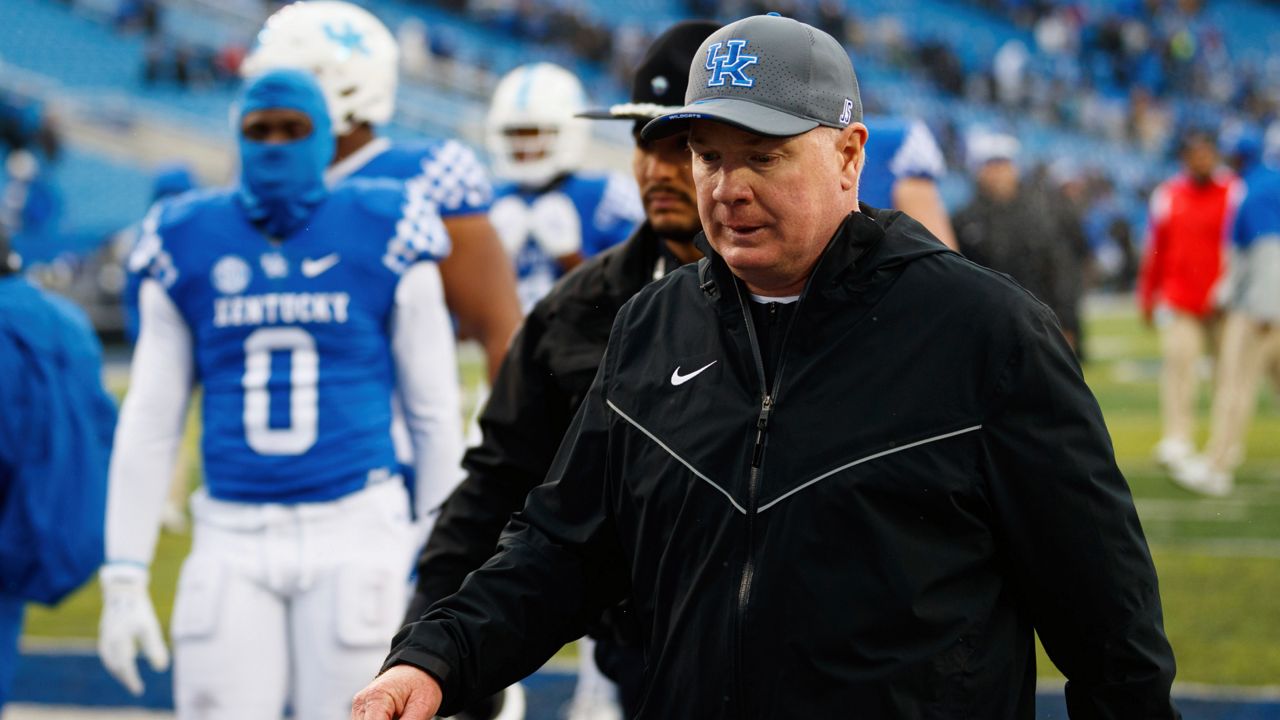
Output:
[[404, 304, 580, 622], [982, 299, 1179, 720], [384, 324, 629, 715], [1137, 184, 1170, 314]]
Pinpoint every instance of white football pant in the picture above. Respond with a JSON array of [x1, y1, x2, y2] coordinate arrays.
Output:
[[172, 481, 414, 720]]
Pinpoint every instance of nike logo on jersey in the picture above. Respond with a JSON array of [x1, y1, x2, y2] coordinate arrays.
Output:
[[301, 254, 340, 278], [671, 361, 717, 386]]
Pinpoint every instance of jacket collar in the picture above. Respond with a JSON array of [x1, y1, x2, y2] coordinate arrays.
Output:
[[693, 206, 882, 302], [694, 204, 952, 308]]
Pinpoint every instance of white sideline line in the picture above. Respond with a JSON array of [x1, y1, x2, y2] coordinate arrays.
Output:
[[1152, 539, 1280, 559], [1136, 499, 1251, 522], [1037, 679, 1280, 701], [4, 708, 173, 719]]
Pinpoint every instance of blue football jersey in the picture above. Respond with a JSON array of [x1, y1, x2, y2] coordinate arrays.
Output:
[[130, 179, 449, 504], [490, 172, 642, 312], [860, 116, 946, 210], [337, 137, 494, 218]]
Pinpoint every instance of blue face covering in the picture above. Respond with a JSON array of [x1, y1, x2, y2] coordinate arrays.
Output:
[[235, 69, 334, 238]]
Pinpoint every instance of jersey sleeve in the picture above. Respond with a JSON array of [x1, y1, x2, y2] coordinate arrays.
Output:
[[125, 202, 180, 291], [416, 139, 494, 218], [888, 120, 946, 181], [383, 179, 454, 274]]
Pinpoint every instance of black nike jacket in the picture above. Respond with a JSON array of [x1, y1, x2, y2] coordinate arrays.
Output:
[[385, 207, 1179, 719]]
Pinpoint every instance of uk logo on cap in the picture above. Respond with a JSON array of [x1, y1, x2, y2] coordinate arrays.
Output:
[[705, 40, 758, 88]]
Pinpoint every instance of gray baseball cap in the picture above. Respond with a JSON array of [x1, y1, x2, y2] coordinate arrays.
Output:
[[641, 13, 862, 140]]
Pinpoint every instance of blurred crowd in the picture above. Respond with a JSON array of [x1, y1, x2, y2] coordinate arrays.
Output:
[[0, 91, 61, 247], [14, 0, 1280, 323], [963, 0, 1279, 153]]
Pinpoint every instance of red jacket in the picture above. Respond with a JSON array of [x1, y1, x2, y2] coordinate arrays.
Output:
[[1138, 170, 1242, 317]]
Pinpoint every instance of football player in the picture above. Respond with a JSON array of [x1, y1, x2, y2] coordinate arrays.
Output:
[[241, 1, 520, 380], [486, 62, 642, 312], [96, 70, 464, 720]]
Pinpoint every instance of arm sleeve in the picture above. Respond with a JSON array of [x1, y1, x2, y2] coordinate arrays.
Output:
[[405, 307, 576, 621], [105, 279, 194, 567], [383, 328, 628, 716], [391, 262, 466, 528], [1137, 185, 1170, 313], [982, 301, 1178, 719]]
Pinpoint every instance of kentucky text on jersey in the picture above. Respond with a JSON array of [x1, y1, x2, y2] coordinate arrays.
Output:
[[213, 292, 352, 328]]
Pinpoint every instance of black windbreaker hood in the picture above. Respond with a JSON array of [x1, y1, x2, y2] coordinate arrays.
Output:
[[692, 203, 953, 308]]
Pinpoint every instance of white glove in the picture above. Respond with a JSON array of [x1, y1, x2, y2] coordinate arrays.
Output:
[[97, 564, 170, 696]]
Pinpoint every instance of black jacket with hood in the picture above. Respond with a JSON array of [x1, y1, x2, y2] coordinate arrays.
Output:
[[387, 207, 1178, 720]]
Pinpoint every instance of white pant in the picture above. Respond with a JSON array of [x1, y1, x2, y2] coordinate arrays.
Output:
[[172, 481, 414, 720], [1157, 309, 1218, 444], [1203, 313, 1280, 474]]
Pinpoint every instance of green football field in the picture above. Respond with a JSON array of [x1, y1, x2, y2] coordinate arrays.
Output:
[[24, 299, 1280, 687]]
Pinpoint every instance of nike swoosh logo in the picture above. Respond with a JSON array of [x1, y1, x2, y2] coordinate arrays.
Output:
[[301, 253, 340, 278], [671, 361, 717, 386]]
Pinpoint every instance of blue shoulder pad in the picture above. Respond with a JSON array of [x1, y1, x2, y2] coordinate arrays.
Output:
[[350, 177, 452, 274]]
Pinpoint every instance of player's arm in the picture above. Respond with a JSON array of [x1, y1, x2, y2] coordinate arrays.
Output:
[[391, 261, 467, 546], [892, 177, 957, 250], [98, 278, 194, 695], [424, 142, 521, 381], [888, 119, 957, 250], [982, 299, 1177, 718], [440, 214, 521, 383]]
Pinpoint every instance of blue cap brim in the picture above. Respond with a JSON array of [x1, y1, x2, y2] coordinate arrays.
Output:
[[640, 97, 820, 140]]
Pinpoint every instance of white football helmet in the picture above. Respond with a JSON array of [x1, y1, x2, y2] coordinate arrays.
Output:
[[486, 63, 590, 188], [241, 1, 399, 135]]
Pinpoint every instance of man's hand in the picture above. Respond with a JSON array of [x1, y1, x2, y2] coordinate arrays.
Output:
[[351, 664, 444, 720], [97, 564, 169, 696]]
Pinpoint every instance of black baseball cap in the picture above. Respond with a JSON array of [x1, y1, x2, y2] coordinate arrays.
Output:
[[578, 20, 721, 130], [642, 14, 862, 140]]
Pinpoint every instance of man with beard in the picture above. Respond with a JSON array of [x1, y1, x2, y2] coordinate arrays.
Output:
[[399, 21, 718, 720]]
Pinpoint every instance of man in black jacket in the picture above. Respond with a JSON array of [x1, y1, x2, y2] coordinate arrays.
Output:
[[356, 15, 1178, 720], [403, 20, 719, 720]]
